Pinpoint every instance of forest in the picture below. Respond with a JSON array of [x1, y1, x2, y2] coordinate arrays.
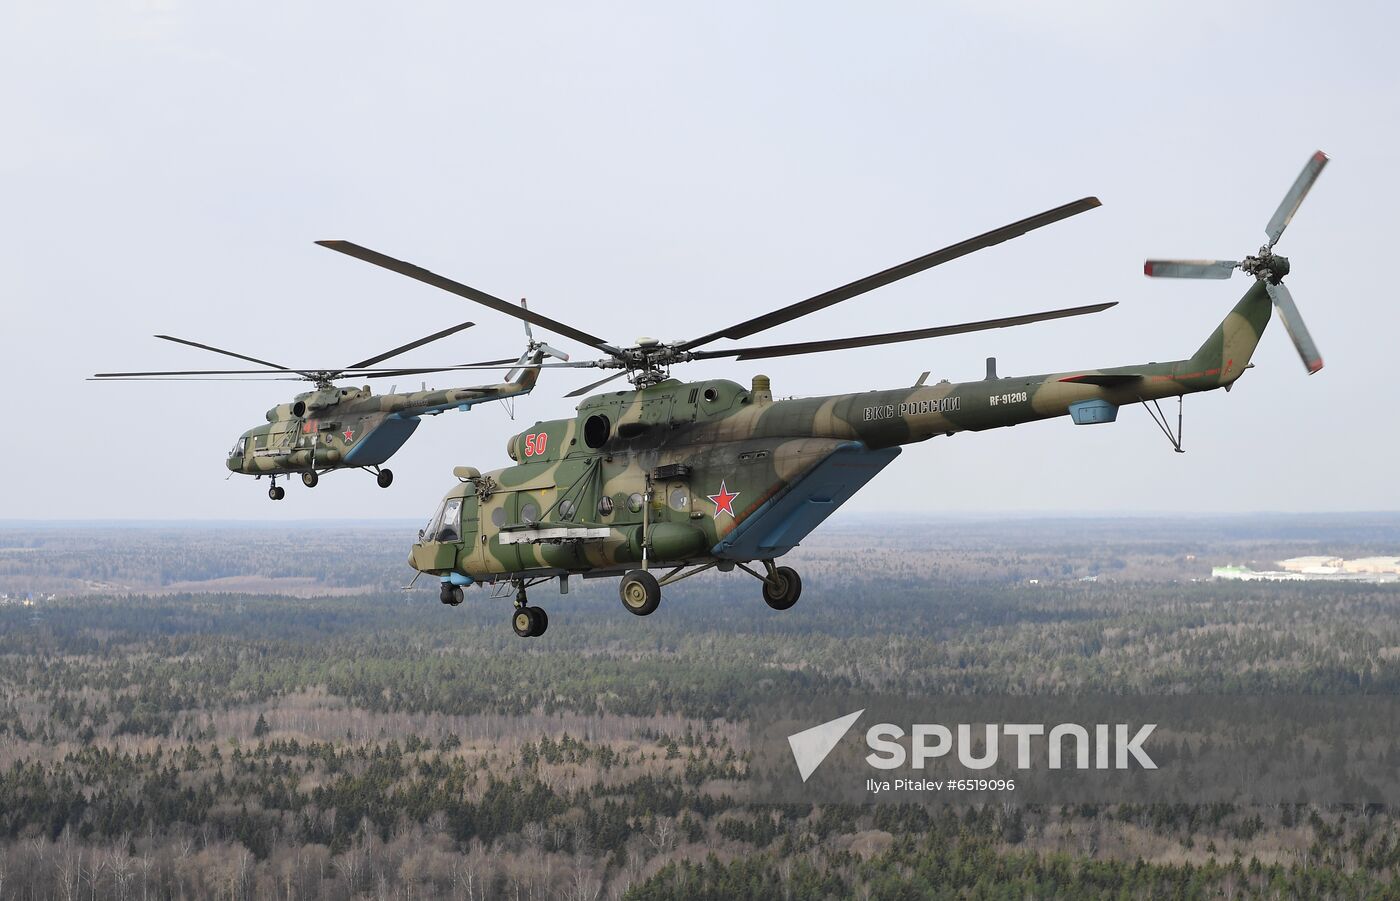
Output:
[[1, 514, 1398, 898]]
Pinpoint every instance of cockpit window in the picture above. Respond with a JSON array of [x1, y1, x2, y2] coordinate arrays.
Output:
[[230, 438, 246, 457], [425, 497, 463, 542]]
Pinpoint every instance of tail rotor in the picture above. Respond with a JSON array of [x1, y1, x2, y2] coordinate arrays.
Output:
[[1144, 150, 1328, 374], [507, 298, 570, 381]]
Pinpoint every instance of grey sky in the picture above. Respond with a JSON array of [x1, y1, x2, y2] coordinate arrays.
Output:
[[2, 1, 1394, 520]]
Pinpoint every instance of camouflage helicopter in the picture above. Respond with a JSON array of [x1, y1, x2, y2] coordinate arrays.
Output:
[[93, 309, 568, 499], [318, 152, 1327, 637]]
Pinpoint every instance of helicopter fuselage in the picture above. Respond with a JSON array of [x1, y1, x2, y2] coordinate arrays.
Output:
[[227, 375, 538, 479], [410, 283, 1272, 586]]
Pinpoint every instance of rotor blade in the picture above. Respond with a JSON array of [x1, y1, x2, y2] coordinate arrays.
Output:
[[676, 197, 1102, 351], [356, 360, 595, 380], [1143, 259, 1239, 279], [564, 371, 628, 398], [689, 302, 1116, 362], [86, 376, 308, 382], [343, 321, 475, 370], [93, 368, 303, 378], [154, 334, 291, 370], [1264, 281, 1323, 374], [1265, 150, 1328, 247], [316, 240, 621, 355]]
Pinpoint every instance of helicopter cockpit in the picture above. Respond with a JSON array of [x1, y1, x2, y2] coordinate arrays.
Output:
[[420, 496, 463, 543]]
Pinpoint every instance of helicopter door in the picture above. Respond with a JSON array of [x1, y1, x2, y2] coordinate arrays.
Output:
[[478, 485, 552, 575], [459, 493, 479, 546], [478, 490, 526, 574]]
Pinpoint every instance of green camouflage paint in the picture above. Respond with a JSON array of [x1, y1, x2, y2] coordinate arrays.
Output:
[[410, 284, 1272, 583]]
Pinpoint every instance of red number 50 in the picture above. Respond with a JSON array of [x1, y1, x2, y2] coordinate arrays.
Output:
[[524, 432, 548, 457]]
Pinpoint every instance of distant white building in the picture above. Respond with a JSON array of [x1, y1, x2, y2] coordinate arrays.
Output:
[[1279, 556, 1343, 574]]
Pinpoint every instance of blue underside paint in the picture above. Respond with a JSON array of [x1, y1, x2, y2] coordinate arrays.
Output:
[[1068, 399, 1119, 425], [344, 415, 421, 465], [711, 441, 901, 560], [441, 572, 474, 586]]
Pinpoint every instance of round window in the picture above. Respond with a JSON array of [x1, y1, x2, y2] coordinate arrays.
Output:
[[597, 496, 614, 517], [520, 503, 539, 524], [669, 488, 688, 510], [628, 493, 644, 513], [559, 498, 576, 518], [491, 507, 506, 528], [584, 413, 611, 449]]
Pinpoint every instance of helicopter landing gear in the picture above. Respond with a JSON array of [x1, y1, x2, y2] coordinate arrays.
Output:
[[512, 606, 548, 637], [761, 564, 802, 610], [377, 468, 394, 488], [619, 570, 661, 616], [439, 584, 464, 606], [509, 581, 548, 637], [735, 560, 801, 610], [301, 471, 319, 488], [267, 477, 285, 501]]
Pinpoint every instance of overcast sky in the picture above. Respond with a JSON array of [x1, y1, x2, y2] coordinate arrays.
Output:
[[2, 1, 1395, 521]]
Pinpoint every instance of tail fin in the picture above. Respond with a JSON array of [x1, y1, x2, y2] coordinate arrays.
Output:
[[1182, 280, 1272, 386]]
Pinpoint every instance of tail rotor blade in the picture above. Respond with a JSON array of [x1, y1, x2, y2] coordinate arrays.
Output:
[[539, 343, 570, 361], [1144, 260, 1239, 279], [1265, 151, 1328, 247], [1265, 280, 1323, 374]]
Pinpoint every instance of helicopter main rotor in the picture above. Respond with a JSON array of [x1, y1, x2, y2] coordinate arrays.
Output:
[[314, 195, 1110, 392]]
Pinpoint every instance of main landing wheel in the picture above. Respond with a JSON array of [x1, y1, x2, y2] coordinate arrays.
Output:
[[301, 471, 319, 488], [512, 606, 548, 638], [268, 486, 285, 501], [377, 469, 394, 488], [619, 570, 661, 616], [762, 566, 802, 611], [440, 585, 464, 606]]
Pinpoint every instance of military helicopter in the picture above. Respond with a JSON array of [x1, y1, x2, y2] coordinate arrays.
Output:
[[317, 152, 1327, 636], [92, 309, 568, 499]]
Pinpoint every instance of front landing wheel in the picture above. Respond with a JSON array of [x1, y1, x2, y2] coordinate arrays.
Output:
[[619, 570, 661, 616], [762, 566, 801, 611], [377, 469, 394, 488], [268, 486, 285, 501], [512, 606, 547, 637]]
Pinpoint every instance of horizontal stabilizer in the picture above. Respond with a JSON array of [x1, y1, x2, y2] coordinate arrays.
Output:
[[1059, 373, 1144, 387]]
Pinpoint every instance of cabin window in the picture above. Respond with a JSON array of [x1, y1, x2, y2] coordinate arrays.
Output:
[[436, 498, 462, 542], [520, 503, 540, 525], [597, 496, 614, 517], [628, 493, 644, 513], [424, 497, 463, 542], [491, 506, 507, 528], [559, 499, 576, 519], [669, 488, 689, 510]]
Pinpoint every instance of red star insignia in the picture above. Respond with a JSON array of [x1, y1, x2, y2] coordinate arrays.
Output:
[[343, 429, 355, 442], [707, 480, 740, 519]]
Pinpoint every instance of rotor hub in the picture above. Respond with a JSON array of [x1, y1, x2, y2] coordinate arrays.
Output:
[[1241, 250, 1290, 284]]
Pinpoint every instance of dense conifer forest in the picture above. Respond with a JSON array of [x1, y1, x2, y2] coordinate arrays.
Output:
[[1, 516, 1398, 898]]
